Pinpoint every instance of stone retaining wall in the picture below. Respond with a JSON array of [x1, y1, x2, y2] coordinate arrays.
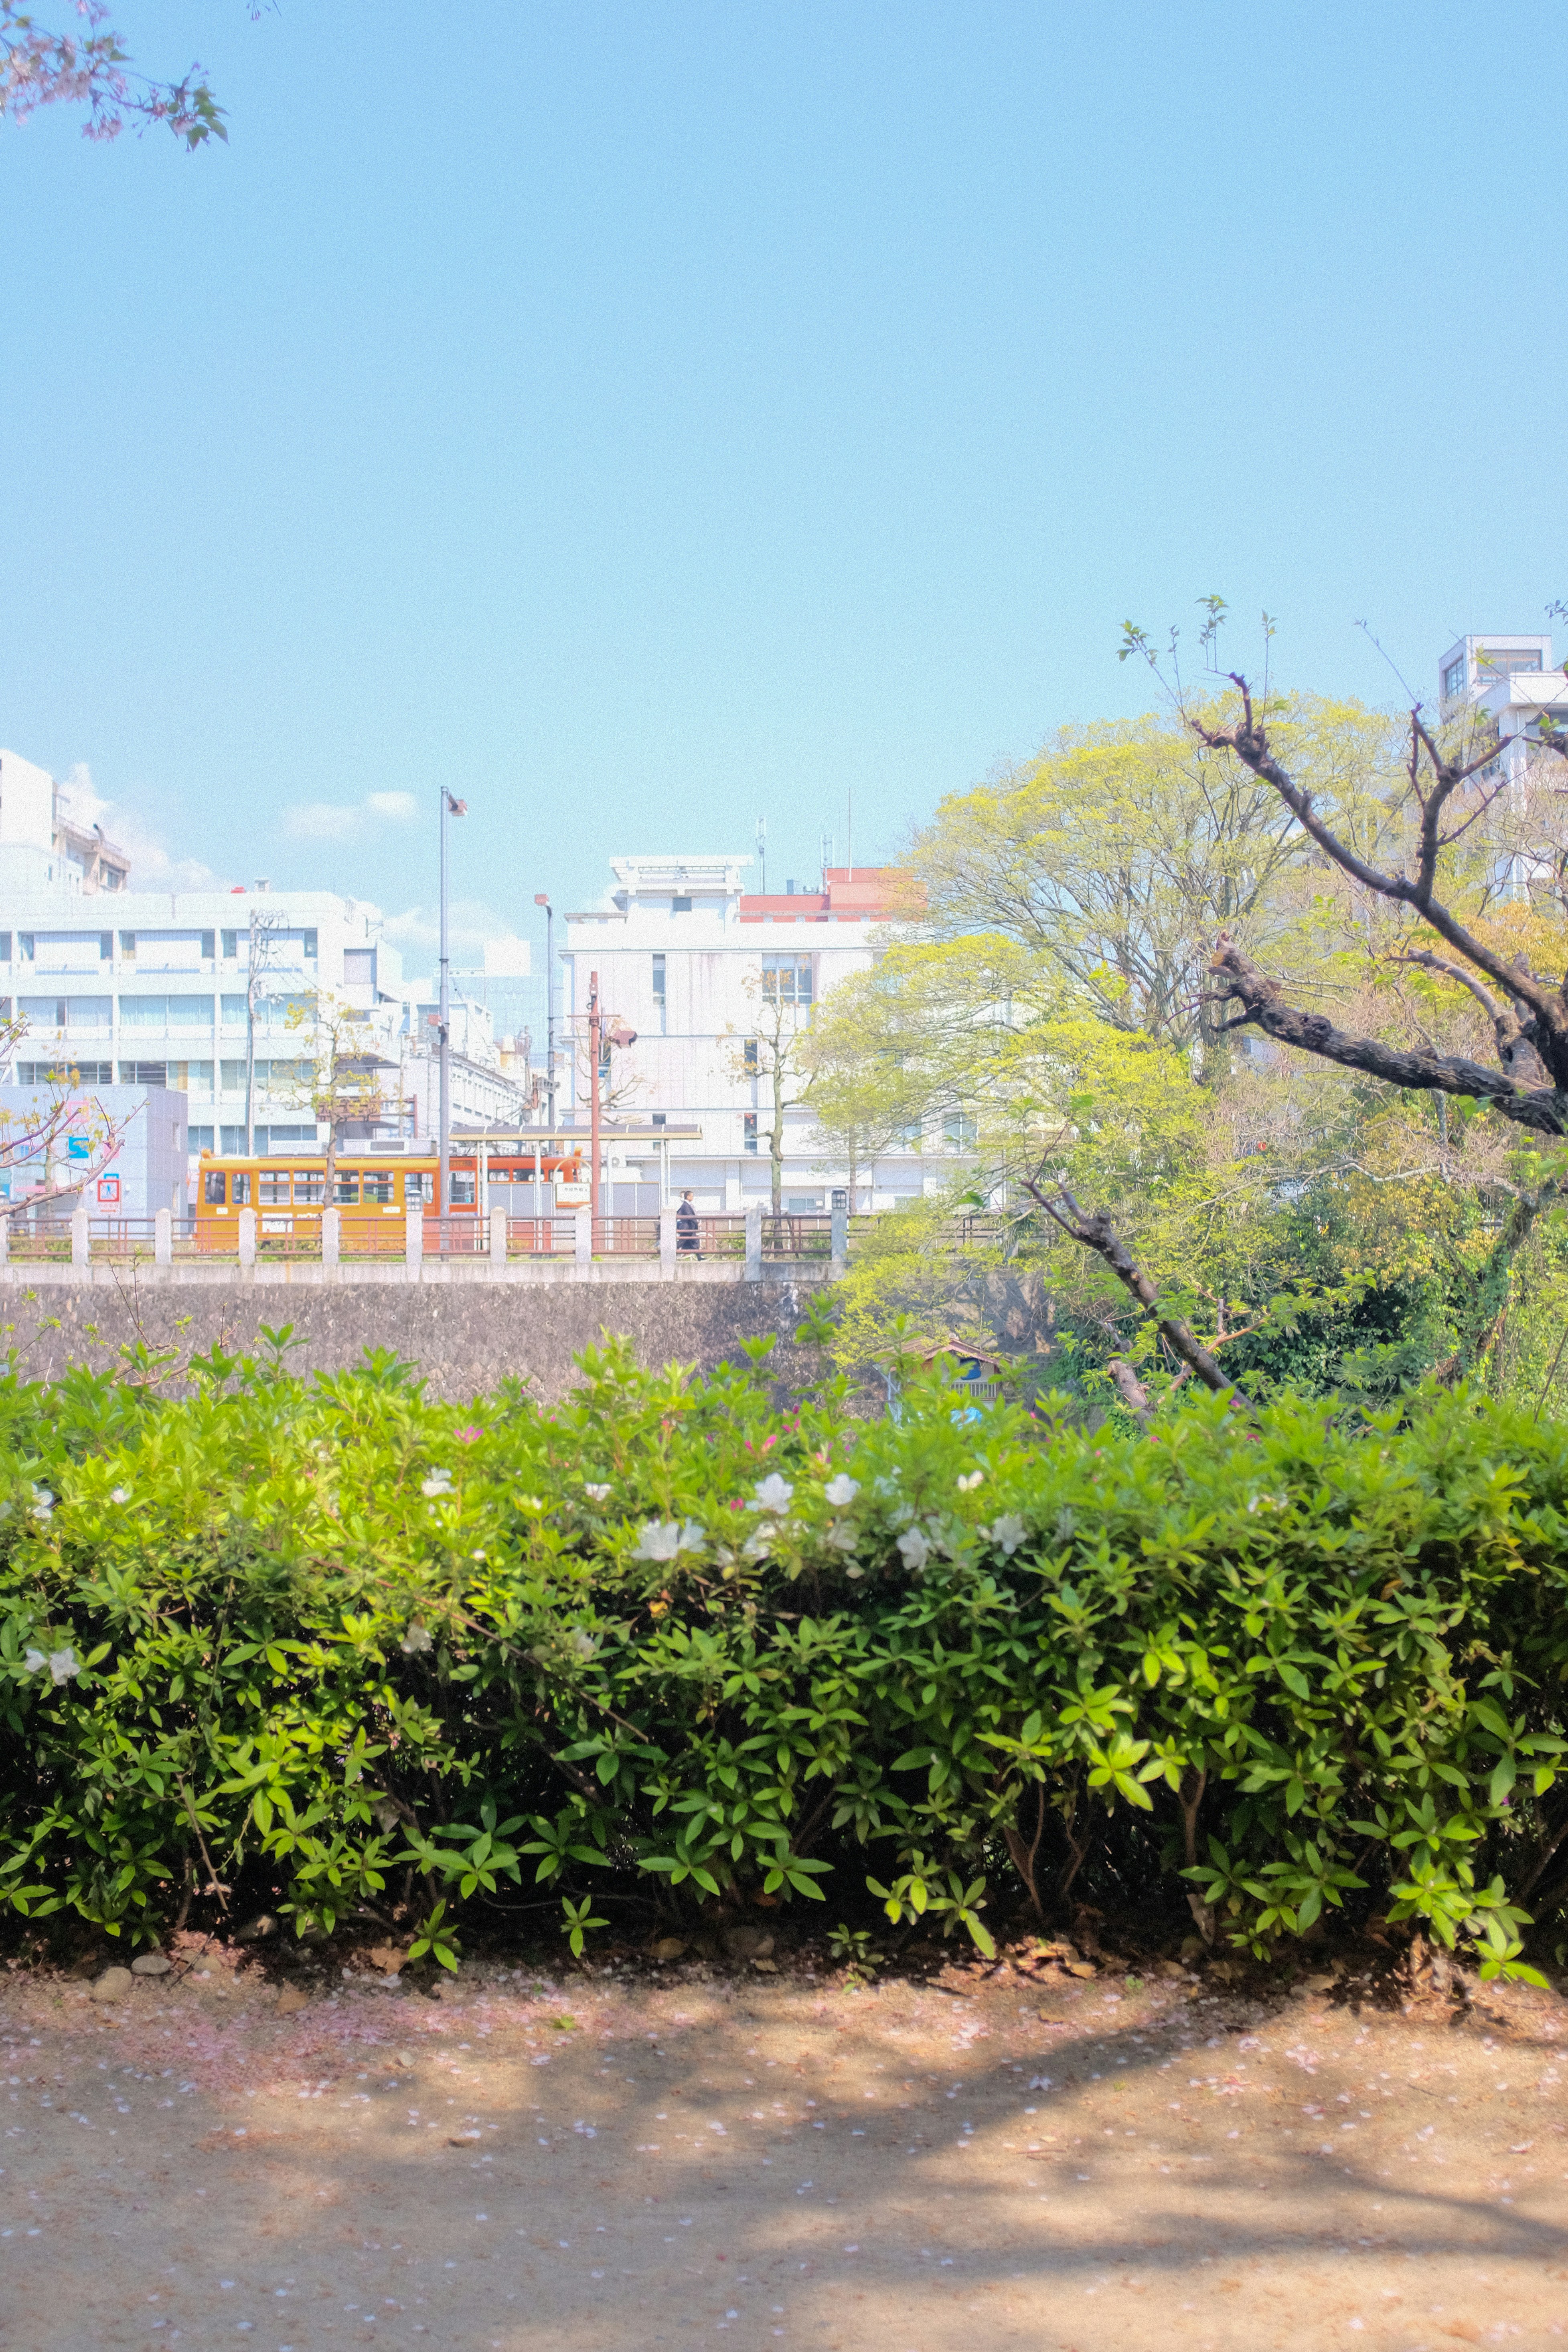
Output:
[[0, 1270, 829, 1405]]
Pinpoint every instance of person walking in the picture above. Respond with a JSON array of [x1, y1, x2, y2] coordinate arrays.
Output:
[[675, 1189, 701, 1256]]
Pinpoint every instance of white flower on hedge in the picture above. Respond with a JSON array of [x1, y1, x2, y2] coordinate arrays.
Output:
[[987, 1513, 1027, 1556], [109, 1486, 129, 1506], [569, 1628, 599, 1661], [420, 1470, 453, 1499], [897, 1527, 931, 1571], [748, 1473, 794, 1513], [827, 1523, 859, 1554], [743, 1529, 776, 1561], [400, 1621, 434, 1655], [31, 1486, 54, 1522], [23, 1647, 47, 1677], [46, 1647, 80, 1684], [824, 1474, 859, 1507], [956, 1470, 985, 1493], [584, 1483, 612, 1503], [632, 1519, 703, 1563]]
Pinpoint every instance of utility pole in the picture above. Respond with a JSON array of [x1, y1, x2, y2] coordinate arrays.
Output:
[[438, 788, 467, 1223], [243, 903, 283, 1157], [588, 967, 601, 1225], [534, 891, 555, 1132]]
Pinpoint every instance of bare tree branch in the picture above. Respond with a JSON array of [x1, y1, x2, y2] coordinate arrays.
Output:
[[1021, 1173, 1250, 1406], [1211, 933, 1568, 1134], [1196, 675, 1568, 1070]]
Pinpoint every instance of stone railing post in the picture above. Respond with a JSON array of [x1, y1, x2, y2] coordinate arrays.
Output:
[[405, 1205, 423, 1272], [72, 1207, 90, 1268], [659, 1208, 676, 1273], [238, 1207, 256, 1269], [744, 1201, 762, 1282], [830, 1201, 847, 1275], [154, 1207, 172, 1266], [489, 1206, 508, 1269], [0, 1213, 10, 1265], [321, 1207, 340, 1270], [574, 1205, 592, 1266]]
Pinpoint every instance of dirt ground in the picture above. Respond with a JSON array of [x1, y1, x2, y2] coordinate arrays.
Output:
[[2, 1947, 1566, 2351]]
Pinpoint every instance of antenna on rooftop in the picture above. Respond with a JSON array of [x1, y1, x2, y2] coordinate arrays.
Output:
[[755, 815, 767, 895], [820, 830, 834, 889]]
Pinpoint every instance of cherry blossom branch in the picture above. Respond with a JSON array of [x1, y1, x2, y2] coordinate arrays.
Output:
[[1, 0, 227, 146]]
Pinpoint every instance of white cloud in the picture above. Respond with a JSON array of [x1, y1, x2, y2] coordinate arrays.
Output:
[[58, 763, 225, 891], [283, 791, 419, 842], [382, 898, 532, 977]]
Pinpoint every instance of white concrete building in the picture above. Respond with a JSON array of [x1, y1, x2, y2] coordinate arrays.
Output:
[[559, 855, 945, 1213], [0, 748, 131, 895], [1436, 635, 1568, 899], [0, 748, 530, 1174], [1438, 633, 1568, 757]]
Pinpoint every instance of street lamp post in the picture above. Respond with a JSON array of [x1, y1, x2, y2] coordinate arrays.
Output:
[[533, 891, 555, 1132], [438, 788, 467, 1226]]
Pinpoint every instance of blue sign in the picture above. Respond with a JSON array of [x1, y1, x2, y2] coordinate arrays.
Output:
[[66, 1134, 90, 1161]]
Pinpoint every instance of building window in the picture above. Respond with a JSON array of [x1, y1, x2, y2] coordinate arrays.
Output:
[[18, 1060, 111, 1084], [944, 1110, 978, 1151], [652, 953, 666, 1033], [100, 933, 112, 960], [221, 930, 239, 959], [1443, 657, 1466, 698], [672, 895, 692, 913], [303, 930, 318, 960], [743, 1112, 758, 1153], [18, 934, 34, 961], [743, 1039, 758, 1074], [896, 1118, 923, 1148], [761, 953, 813, 1006], [0, 936, 10, 964], [119, 1062, 168, 1088], [117, 932, 135, 960]]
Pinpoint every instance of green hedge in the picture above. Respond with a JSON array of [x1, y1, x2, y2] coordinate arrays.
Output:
[[2, 1336, 1566, 1981]]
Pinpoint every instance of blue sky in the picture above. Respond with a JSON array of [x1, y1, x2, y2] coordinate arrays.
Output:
[[3, 0, 1564, 975]]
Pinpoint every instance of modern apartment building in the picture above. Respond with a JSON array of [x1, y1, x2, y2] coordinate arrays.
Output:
[[559, 855, 945, 1212]]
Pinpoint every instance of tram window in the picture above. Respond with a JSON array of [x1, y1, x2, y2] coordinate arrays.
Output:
[[403, 1171, 429, 1207], [362, 1170, 395, 1204], [293, 1170, 325, 1205], [203, 1171, 227, 1205], [334, 1171, 360, 1205], [231, 1171, 250, 1205], [258, 1169, 290, 1206], [451, 1174, 476, 1206]]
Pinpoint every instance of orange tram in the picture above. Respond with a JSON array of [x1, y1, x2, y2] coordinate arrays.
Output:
[[194, 1145, 583, 1246]]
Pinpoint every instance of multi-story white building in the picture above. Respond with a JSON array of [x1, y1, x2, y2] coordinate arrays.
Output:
[[1436, 636, 1568, 899], [0, 747, 530, 1176], [559, 855, 945, 1213], [1438, 634, 1568, 762]]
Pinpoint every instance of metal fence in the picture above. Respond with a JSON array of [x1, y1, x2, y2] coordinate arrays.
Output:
[[2, 1206, 843, 1266]]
